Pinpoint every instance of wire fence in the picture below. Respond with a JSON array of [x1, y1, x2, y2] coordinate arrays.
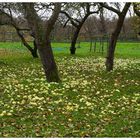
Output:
[[0, 31, 140, 55]]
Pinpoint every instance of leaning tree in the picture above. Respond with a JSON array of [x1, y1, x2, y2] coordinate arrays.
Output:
[[100, 2, 131, 71], [0, 3, 38, 58], [61, 3, 100, 54], [21, 3, 61, 82]]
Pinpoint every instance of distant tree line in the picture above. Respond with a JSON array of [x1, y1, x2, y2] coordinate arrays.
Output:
[[1, 15, 140, 42]]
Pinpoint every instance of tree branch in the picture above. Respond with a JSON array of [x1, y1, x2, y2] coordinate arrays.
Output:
[[46, 3, 61, 36], [133, 3, 140, 17], [60, 11, 78, 27], [63, 19, 70, 28], [99, 3, 121, 15]]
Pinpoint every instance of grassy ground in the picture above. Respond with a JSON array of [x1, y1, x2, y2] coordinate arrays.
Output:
[[0, 41, 140, 58], [0, 41, 140, 137]]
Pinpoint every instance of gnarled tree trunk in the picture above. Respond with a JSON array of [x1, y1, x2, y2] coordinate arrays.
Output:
[[22, 3, 61, 82], [37, 39, 60, 82]]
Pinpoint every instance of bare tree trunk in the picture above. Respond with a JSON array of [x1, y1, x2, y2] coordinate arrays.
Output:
[[106, 4, 131, 71], [37, 39, 61, 82], [106, 16, 126, 71], [70, 27, 80, 54], [22, 3, 61, 82], [70, 17, 87, 55]]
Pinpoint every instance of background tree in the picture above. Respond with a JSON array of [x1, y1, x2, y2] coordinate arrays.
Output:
[[61, 3, 100, 54], [100, 2, 131, 71]]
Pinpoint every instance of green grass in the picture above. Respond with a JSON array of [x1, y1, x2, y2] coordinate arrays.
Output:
[[0, 41, 140, 137], [53, 41, 140, 58], [0, 41, 140, 58]]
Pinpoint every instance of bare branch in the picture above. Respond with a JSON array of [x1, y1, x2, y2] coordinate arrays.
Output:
[[60, 11, 78, 27], [99, 3, 121, 15], [46, 3, 61, 36], [63, 19, 70, 28]]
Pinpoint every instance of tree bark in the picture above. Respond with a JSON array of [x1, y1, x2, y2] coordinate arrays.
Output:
[[70, 27, 81, 54], [106, 3, 131, 71], [33, 40, 38, 57], [106, 16, 127, 71], [37, 39, 61, 82]]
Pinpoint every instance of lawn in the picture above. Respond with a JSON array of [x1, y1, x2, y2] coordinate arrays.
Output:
[[0, 41, 140, 58], [0, 41, 140, 137]]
